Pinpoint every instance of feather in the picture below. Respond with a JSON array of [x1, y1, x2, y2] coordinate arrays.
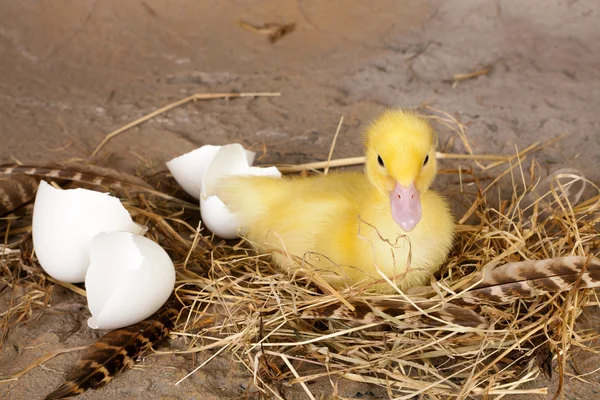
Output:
[[0, 174, 38, 217], [459, 256, 600, 304], [0, 164, 195, 208], [300, 298, 488, 329], [300, 256, 600, 328], [44, 297, 181, 400]]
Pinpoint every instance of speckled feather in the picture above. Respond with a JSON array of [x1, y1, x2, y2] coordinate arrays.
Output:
[[459, 256, 600, 304], [0, 164, 191, 212], [0, 174, 38, 217], [44, 297, 181, 400], [300, 256, 600, 329], [300, 299, 488, 329]]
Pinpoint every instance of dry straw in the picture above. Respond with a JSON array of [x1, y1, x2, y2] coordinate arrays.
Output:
[[1, 104, 599, 399]]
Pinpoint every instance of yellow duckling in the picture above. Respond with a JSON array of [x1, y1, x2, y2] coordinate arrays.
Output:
[[215, 110, 455, 292]]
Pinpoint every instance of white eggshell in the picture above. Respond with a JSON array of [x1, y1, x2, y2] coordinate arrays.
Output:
[[32, 181, 145, 283], [201, 144, 253, 197], [166, 144, 256, 199], [200, 144, 282, 239], [200, 195, 241, 239], [86, 231, 175, 330]]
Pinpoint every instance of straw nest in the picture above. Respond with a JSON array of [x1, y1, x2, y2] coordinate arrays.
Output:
[[1, 106, 599, 399]]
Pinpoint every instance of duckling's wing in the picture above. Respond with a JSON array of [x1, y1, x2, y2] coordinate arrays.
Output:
[[214, 173, 367, 229], [213, 175, 290, 228]]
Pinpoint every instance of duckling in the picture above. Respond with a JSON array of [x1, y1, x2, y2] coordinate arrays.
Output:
[[215, 110, 455, 292]]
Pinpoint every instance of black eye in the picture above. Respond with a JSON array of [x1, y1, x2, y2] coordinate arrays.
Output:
[[377, 155, 385, 167], [423, 154, 429, 166]]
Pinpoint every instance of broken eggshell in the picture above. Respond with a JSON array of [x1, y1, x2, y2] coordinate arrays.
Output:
[[32, 181, 146, 283], [200, 143, 281, 239], [86, 231, 175, 330], [166, 144, 256, 199]]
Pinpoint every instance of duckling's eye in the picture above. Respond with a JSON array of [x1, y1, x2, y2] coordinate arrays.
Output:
[[423, 154, 429, 166], [377, 155, 385, 167]]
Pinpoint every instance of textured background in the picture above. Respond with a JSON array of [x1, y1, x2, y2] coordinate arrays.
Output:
[[1, 1, 599, 399]]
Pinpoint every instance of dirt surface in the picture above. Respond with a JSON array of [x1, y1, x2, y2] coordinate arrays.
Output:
[[1, 0, 599, 399]]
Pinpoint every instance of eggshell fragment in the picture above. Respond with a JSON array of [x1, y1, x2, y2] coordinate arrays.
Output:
[[32, 181, 145, 283], [200, 143, 282, 239], [86, 231, 175, 330], [166, 144, 256, 199]]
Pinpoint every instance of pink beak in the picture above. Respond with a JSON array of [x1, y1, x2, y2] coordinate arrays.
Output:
[[390, 182, 422, 232]]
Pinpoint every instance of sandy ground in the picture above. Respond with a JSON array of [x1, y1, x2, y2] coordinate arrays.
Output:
[[1, 0, 599, 399]]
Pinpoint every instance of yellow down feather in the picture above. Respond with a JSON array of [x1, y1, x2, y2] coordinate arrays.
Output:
[[215, 110, 455, 293]]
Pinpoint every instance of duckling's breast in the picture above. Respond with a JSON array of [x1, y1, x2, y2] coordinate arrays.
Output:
[[332, 189, 455, 291]]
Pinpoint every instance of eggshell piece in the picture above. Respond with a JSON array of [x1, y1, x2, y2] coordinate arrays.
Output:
[[200, 195, 242, 239], [86, 231, 175, 330], [202, 144, 254, 197], [32, 181, 145, 283], [200, 144, 282, 239], [166, 144, 256, 199]]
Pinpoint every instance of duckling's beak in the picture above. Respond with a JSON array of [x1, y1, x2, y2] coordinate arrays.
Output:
[[390, 182, 422, 232]]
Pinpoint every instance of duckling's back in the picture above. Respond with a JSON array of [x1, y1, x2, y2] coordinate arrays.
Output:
[[215, 172, 370, 263]]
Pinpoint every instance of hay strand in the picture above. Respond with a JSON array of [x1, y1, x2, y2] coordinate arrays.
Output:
[[90, 92, 281, 157]]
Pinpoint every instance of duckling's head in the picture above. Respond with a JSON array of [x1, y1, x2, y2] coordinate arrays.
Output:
[[364, 110, 437, 232]]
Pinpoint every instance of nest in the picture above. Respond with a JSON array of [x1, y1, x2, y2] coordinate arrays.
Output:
[[1, 106, 599, 399]]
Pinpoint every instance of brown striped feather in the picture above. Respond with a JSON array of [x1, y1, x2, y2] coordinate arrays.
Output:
[[0, 174, 38, 217], [44, 297, 182, 400], [301, 299, 487, 329], [459, 256, 600, 304], [0, 164, 196, 207], [301, 257, 600, 328]]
